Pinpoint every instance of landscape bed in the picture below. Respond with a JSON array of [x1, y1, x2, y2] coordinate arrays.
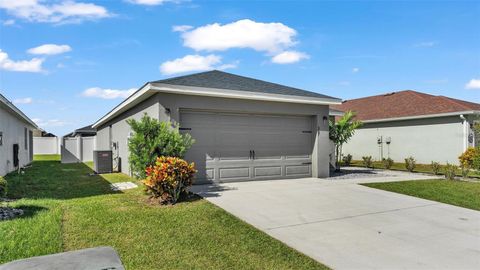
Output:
[[349, 160, 480, 178], [0, 155, 327, 270], [362, 179, 480, 211]]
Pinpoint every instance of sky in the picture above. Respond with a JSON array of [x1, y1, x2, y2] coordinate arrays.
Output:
[[0, 0, 479, 136]]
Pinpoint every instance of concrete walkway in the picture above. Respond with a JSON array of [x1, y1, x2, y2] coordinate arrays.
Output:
[[191, 171, 480, 270]]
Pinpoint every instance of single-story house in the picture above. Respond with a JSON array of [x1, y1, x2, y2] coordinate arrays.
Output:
[[92, 70, 341, 183], [333, 90, 479, 165], [33, 128, 56, 138], [0, 93, 38, 176], [63, 125, 97, 138]]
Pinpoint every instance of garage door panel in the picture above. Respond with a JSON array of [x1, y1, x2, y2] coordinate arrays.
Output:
[[254, 155, 282, 161], [254, 166, 282, 177], [286, 164, 311, 176], [219, 167, 251, 179], [181, 111, 313, 182], [286, 154, 311, 159], [205, 168, 214, 180]]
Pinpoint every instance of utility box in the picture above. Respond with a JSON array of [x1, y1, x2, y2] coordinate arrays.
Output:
[[93, 150, 113, 174]]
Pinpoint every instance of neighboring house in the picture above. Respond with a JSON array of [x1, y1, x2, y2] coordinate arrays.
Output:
[[33, 128, 60, 155], [333, 90, 479, 165], [61, 125, 97, 163], [92, 70, 341, 183], [0, 93, 38, 176], [63, 125, 97, 138], [33, 128, 56, 137]]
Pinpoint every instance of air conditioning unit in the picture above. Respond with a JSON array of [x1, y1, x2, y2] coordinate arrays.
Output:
[[93, 150, 113, 174]]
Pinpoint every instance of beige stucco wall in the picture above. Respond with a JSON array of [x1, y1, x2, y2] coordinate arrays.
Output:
[[96, 92, 331, 179], [0, 104, 35, 176], [342, 115, 465, 165], [96, 95, 160, 174]]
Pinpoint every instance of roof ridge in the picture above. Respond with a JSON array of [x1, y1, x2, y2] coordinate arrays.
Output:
[[343, 90, 415, 102], [151, 70, 219, 83], [437, 95, 480, 110], [404, 90, 436, 99], [151, 69, 339, 100], [209, 70, 317, 93], [156, 69, 316, 94]]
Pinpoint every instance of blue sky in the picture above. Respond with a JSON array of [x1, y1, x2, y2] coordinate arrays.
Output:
[[1, 0, 479, 135]]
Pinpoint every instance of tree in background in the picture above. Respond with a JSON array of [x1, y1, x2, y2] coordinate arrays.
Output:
[[329, 111, 362, 171], [127, 114, 195, 179]]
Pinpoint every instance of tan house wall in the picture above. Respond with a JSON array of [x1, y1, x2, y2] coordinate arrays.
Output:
[[342, 115, 465, 165]]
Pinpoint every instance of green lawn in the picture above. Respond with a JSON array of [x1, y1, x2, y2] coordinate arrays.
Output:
[[362, 180, 480, 211], [350, 160, 480, 178], [1, 155, 327, 269]]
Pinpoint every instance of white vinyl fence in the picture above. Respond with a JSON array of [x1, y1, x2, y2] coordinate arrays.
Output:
[[33, 137, 61, 155], [61, 136, 96, 163]]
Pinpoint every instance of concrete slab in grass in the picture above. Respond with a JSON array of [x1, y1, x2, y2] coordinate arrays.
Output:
[[0, 246, 125, 270]]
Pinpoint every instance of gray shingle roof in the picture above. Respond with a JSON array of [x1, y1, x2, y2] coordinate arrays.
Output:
[[152, 70, 338, 100]]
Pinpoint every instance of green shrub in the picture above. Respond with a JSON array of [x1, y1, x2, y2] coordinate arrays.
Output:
[[431, 161, 441, 175], [459, 147, 477, 168], [362, 156, 373, 168], [460, 166, 470, 179], [473, 151, 480, 170], [382, 158, 394, 169], [127, 114, 195, 179], [342, 154, 353, 166], [444, 163, 457, 180], [404, 156, 416, 172], [144, 156, 197, 204], [0, 176, 6, 198]]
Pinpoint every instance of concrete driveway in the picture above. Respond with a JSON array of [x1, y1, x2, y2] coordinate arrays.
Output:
[[191, 170, 480, 270]]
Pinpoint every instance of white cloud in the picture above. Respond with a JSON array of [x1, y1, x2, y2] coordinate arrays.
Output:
[[128, 0, 170, 6], [271, 50, 309, 64], [160, 54, 226, 75], [3, 19, 15, 25], [172, 25, 193, 32], [181, 19, 298, 54], [465, 78, 480, 89], [81, 87, 136, 99], [339, 81, 351, 86], [0, 49, 44, 72], [217, 61, 239, 70], [27, 44, 72, 55], [0, 0, 111, 24], [352, 67, 360, 73], [414, 41, 437, 48], [13, 97, 33, 104], [32, 118, 70, 127]]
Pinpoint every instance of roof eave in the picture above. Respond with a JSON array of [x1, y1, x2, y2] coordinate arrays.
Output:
[[362, 110, 480, 123], [151, 83, 342, 105], [92, 83, 152, 129], [93, 83, 342, 128], [0, 93, 38, 128]]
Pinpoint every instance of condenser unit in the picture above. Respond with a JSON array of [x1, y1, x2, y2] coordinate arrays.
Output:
[[93, 150, 113, 174]]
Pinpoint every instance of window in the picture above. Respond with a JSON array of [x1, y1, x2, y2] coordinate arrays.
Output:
[[0, 131, 3, 146], [24, 128, 28, 149]]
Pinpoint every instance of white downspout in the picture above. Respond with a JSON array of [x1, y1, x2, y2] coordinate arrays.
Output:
[[460, 115, 468, 151]]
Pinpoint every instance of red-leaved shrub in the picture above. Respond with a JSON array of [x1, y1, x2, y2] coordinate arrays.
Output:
[[144, 156, 196, 204]]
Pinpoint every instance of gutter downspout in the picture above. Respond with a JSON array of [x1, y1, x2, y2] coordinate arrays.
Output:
[[460, 115, 468, 152]]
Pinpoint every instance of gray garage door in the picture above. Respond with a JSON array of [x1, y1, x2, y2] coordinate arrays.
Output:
[[180, 110, 313, 183]]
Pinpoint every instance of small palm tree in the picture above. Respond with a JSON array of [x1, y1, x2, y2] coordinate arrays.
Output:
[[329, 110, 362, 171]]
